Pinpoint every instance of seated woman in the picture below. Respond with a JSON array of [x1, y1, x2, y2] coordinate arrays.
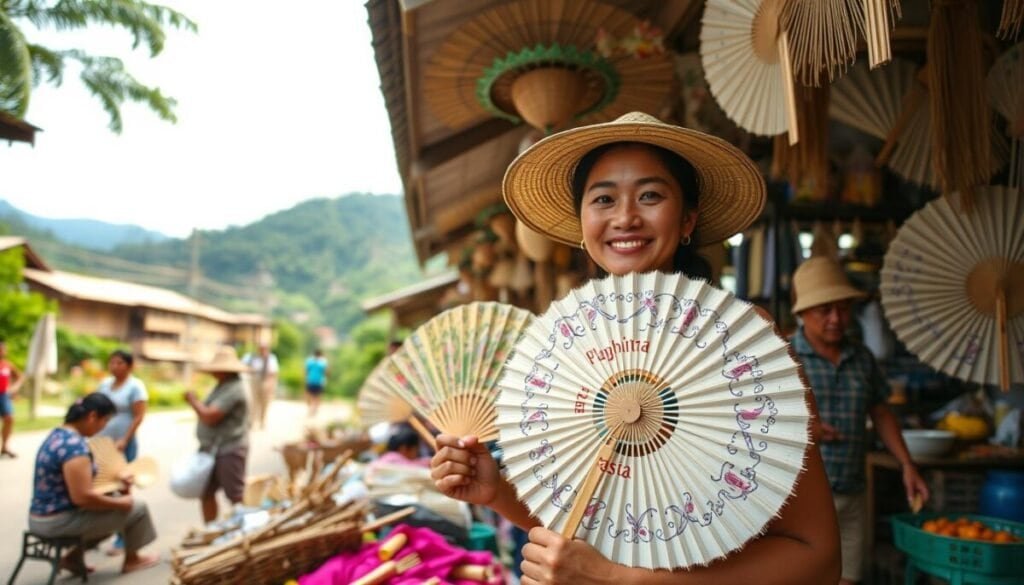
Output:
[[28, 393, 159, 576]]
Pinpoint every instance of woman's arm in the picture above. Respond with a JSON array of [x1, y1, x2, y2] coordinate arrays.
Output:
[[185, 392, 227, 426], [63, 456, 133, 511], [118, 400, 147, 451]]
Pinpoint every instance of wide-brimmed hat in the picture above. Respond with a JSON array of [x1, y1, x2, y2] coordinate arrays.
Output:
[[791, 257, 867, 314], [197, 346, 248, 374], [502, 111, 766, 247]]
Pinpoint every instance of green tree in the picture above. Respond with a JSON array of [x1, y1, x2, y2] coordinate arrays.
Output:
[[0, 247, 54, 366], [333, 312, 393, 398], [0, 0, 197, 131]]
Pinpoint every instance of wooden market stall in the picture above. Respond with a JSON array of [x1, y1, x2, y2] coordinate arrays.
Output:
[[365, 1, 1024, 582]]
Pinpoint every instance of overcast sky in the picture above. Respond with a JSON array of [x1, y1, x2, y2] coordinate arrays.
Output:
[[2, 0, 403, 238]]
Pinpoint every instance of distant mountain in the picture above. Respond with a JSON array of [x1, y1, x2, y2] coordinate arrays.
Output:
[[0, 200, 170, 250], [0, 194, 426, 334]]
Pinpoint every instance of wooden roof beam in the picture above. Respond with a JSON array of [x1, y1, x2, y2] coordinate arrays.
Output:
[[412, 118, 519, 175]]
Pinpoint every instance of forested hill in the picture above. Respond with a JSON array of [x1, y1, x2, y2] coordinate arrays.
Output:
[[111, 193, 423, 332], [112, 192, 428, 329]]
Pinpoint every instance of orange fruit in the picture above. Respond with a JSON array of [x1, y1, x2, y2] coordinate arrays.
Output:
[[993, 531, 1016, 544], [922, 521, 939, 533], [980, 528, 995, 541]]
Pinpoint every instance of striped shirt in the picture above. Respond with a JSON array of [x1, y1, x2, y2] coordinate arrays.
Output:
[[792, 328, 888, 494]]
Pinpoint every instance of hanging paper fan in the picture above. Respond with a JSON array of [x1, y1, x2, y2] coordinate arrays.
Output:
[[830, 57, 1009, 190], [880, 187, 1024, 391], [357, 355, 414, 427], [496, 272, 810, 569], [390, 302, 532, 441], [422, 0, 674, 133], [987, 42, 1024, 188], [88, 436, 159, 494], [782, 0, 902, 85], [830, 58, 918, 140], [700, 0, 799, 139]]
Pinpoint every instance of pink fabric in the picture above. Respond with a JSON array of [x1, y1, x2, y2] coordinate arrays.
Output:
[[371, 452, 431, 468], [298, 524, 503, 585]]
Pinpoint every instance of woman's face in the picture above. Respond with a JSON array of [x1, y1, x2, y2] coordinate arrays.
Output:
[[82, 413, 112, 437], [108, 355, 130, 378], [579, 145, 697, 275]]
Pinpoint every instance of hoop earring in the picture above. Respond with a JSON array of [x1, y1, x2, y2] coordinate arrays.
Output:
[[580, 238, 586, 250], [680, 234, 692, 246]]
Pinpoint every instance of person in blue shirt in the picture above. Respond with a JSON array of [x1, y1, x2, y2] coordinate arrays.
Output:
[[304, 349, 329, 417]]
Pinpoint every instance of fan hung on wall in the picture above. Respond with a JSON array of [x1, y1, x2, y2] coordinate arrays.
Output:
[[496, 272, 810, 569], [700, 0, 798, 139], [829, 59, 1009, 191], [880, 187, 1024, 390], [987, 41, 1024, 188], [423, 0, 674, 133], [389, 302, 532, 442]]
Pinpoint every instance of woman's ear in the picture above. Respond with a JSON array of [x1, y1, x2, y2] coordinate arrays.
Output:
[[682, 210, 699, 239]]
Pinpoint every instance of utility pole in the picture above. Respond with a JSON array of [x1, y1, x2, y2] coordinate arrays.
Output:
[[183, 229, 201, 384]]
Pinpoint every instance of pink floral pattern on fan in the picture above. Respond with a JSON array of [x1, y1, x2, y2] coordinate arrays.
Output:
[[514, 276, 793, 546]]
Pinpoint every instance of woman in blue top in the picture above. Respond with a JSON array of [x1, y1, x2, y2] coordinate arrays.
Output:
[[29, 393, 159, 576], [95, 350, 148, 463]]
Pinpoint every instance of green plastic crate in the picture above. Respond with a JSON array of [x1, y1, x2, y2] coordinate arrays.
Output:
[[890, 513, 1024, 585]]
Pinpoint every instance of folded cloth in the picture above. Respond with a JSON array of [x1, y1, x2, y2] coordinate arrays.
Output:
[[298, 523, 502, 585]]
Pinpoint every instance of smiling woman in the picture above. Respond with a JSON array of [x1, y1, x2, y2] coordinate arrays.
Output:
[[432, 112, 842, 585]]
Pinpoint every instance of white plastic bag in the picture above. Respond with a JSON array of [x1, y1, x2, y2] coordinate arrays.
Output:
[[170, 451, 216, 498]]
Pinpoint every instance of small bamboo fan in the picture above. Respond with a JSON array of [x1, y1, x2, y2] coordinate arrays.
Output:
[[497, 272, 810, 569], [357, 355, 437, 450], [357, 356, 413, 426], [423, 0, 674, 133], [389, 302, 532, 442], [880, 187, 1024, 391], [701, 0, 800, 141], [88, 436, 158, 494], [987, 42, 1024, 189], [781, 0, 902, 85]]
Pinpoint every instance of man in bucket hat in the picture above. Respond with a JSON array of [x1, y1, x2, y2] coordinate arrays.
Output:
[[184, 346, 250, 522], [791, 257, 929, 585]]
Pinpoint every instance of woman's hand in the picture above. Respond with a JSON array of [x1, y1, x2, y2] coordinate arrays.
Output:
[[521, 527, 618, 585], [115, 437, 129, 452], [429, 434, 500, 506]]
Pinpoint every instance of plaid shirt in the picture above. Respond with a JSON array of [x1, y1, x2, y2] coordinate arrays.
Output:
[[792, 328, 888, 494]]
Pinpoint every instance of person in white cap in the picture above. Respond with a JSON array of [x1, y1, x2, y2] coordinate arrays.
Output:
[[790, 256, 929, 585]]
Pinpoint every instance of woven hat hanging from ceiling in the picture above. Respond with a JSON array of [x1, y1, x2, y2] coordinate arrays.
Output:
[[987, 41, 1024, 189], [423, 0, 674, 134]]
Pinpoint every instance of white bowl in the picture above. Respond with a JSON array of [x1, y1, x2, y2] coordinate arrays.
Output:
[[901, 429, 956, 459]]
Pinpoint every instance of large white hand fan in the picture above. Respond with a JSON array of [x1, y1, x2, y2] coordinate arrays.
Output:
[[389, 302, 532, 442], [88, 436, 158, 494], [880, 187, 1024, 391], [496, 272, 810, 569], [987, 42, 1024, 188], [700, 0, 799, 140]]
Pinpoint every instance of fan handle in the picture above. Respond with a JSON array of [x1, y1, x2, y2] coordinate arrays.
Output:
[[997, 287, 1010, 392], [559, 432, 620, 539], [407, 415, 438, 451]]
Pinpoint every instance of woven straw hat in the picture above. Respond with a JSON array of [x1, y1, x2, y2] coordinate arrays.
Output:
[[197, 346, 248, 373], [502, 111, 766, 247], [791, 257, 867, 314]]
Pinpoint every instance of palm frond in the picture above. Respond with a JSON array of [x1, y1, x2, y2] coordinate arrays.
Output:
[[28, 43, 64, 86], [14, 0, 197, 56], [65, 49, 178, 133], [0, 8, 33, 116]]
